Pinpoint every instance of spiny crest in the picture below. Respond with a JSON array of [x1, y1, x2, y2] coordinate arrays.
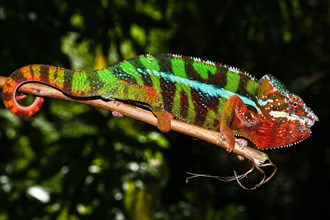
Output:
[[204, 60, 216, 66], [264, 74, 288, 95], [146, 54, 255, 80], [170, 53, 182, 58], [242, 71, 255, 80], [192, 56, 202, 62], [218, 63, 255, 80], [193, 56, 218, 67], [167, 54, 218, 67], [228, 66, 240, 73]]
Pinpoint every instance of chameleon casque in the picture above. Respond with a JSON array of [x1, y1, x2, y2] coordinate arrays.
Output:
[[2, 54, 318, 151]]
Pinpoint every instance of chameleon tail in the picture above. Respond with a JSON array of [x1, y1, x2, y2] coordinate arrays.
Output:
[[2, 67, 46, 116], [2, 64, 75, 117]]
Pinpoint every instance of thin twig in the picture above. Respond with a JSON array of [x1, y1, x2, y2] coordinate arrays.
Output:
[[186, 159, 277, 190]]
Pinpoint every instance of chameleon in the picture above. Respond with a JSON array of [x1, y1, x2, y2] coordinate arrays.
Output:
[[2, 54, 318, 152]]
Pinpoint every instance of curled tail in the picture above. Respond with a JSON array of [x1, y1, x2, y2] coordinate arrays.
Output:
[[2, 64, 92, 117], [2, 65, 50, 116], [2, 75, 44, 116]]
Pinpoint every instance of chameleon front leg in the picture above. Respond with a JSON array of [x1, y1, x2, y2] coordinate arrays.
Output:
[[220, 95, 259, 152]]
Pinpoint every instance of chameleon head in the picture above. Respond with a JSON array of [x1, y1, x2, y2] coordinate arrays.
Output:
[[251, 74, 319, 149]]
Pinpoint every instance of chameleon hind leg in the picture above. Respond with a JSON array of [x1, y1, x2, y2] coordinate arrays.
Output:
[[142, 86, 173, 132], [108, 82, 173, 132]]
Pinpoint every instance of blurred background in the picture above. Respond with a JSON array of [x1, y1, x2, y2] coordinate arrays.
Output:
[[0, 0, 328, 219]]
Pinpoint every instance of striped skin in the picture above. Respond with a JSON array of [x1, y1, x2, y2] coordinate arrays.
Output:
[[115, 55, 260, 129], [2, 54, 318, 151]]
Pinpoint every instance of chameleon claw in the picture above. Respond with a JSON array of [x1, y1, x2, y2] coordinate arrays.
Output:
[[225, 138, 248, 153], [235, 138, 248, 149], [112, 111, 124, 117], [219, 130, 236, 152]]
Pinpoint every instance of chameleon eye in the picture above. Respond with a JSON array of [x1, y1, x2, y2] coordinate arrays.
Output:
[[293, 102, 298, 107]]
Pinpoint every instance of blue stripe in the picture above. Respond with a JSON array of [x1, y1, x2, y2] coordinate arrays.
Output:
[[136, 68, 260, 111]]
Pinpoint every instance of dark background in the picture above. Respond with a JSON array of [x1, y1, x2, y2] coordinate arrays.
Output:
[[0, 0, 328, 219]]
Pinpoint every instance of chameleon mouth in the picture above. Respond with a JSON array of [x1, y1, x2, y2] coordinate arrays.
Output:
[[269, 111, 318, 128]]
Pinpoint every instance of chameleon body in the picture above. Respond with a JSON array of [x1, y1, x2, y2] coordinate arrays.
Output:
[[2, 54, 318, 151]]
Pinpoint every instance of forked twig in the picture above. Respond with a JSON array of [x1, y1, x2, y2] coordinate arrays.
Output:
[[235, 158, 277, 190], [186, 157, 277, 190]]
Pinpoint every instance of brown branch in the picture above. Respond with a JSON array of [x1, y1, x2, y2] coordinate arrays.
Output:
[[0, 76, 276, 189]]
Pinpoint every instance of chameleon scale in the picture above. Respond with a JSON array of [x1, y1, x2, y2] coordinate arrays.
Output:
[[2, 54, 318, 151]]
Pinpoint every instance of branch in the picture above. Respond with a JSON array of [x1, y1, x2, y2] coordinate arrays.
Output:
[[0, 76, 276, 189]]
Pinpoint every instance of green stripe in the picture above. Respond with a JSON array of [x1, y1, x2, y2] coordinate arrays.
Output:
[[140, 55, 162, 97], [140, 55, 161, 72], [97, 68, 117, 83], [119, 61, 144, 86], [49, 67, 64, 88], [171, 57, 187, 78], [71, 71, 91, 95], [224, 71, 240, 92], [95, 69, 119, 98], [203, 109, 220, 130], [193, 60, 216, 80], [246, 79, 258, 95], [219, 97, 228, 114], [32, 65, 41, 79]]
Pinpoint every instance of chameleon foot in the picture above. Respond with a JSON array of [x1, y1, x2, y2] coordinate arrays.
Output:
[[154, 110, 173, 133], [112, 111, 124, 117], [235, 138, 248, 149]]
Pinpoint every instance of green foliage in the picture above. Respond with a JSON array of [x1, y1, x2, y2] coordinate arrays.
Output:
[[0, 0, 329, 219]]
